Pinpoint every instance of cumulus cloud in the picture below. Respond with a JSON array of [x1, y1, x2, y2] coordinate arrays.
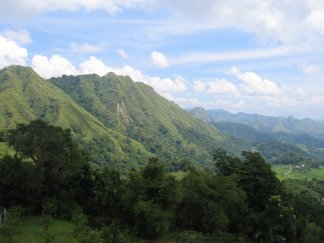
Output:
[[80, 56, 111, 76], [70, 42, 105, 53], [155, 0, 324, 48], [231, 67, 282, 96], [80, 56, 186, 93], [0, 35, 28, 68], [150, 75, 187, 93], [150, 51, 169, 68], [2, 29, 31, 44], [206, 78, 240, 96], [116, 49, 128, 59], [32, 55, 78, 79], [193, 80, 205, 92]]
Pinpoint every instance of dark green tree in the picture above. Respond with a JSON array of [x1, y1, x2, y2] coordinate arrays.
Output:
[[5, 119, 90, 203]]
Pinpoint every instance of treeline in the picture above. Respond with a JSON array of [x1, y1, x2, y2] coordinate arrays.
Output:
[[0, 120, 323, 242]]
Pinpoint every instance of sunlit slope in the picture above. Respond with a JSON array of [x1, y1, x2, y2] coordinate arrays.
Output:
[[50, 73, 239, 166], [0, 66, 151, 169]]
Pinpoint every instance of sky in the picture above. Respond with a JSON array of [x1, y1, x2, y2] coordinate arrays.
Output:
[[1, 0, 324, 119]]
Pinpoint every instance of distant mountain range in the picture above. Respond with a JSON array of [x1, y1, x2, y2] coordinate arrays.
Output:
[[190, 107, 324, 139], [190, 107, 324, 165]]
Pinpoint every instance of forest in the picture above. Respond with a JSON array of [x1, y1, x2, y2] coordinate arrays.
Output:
[[0, 120, 323, 242]]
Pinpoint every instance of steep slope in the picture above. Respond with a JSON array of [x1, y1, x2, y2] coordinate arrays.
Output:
[[0, 66, 151, 170], [50, 73, 239, 167]]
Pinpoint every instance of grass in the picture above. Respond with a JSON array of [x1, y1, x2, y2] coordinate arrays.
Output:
[[272, 165, 324, 181], [12, 216, 77, 243]]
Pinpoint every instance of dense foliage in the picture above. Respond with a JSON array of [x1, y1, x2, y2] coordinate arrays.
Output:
[[0, 120, 323, 242]]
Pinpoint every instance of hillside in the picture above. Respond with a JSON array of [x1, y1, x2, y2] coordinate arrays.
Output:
[[0, 65, 152, 170], [50, 73, 240, 167], [188, 108, 324, 165]]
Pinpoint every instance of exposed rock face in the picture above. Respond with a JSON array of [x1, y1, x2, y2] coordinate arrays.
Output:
[[116, 100, 130, 123]]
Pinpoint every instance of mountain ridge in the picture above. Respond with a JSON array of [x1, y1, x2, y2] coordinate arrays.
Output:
[[191, 107, 324, 138], [0, 65, 152, 170], [0, 65, 242, 170]]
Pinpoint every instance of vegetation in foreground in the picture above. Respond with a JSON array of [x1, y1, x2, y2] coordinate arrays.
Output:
[[0, 120, 323, 242]]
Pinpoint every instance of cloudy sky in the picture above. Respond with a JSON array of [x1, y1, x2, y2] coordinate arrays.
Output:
[[1, 0, 324, 119]]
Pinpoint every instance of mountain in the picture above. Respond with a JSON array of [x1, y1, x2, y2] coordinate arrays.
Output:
[[49, 73, 240, 168], [0, 65, 152, 170], [0, 65, 239, 170], [190, 108, 324, 165], [191, 107, 324, 139]]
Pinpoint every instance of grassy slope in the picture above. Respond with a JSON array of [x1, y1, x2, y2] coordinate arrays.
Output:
[[50, 73, 239, 167], [272, 165, 324, 181], [0, 66, 151, 169], [13, 217, 77, 243]]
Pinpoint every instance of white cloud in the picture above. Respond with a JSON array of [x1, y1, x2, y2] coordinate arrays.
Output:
[[206, 78, 239, 96], [32, 55, 78, 79], [80, 56, 111, 76], [162, 1, 313, 46], [172, 47, 292, 66], [150, 75, 187, 93], [70, 42, 105, 53], [0, 35, 28, 68], [80, 56, 186, 93], [193, 80, 205, 92], [231, 67, 282, 96], [305, 9, 324, 34], [116, 49, 128, 58], [0, 0, 151, 20], [150, 51, 169, 68], [2, 29, 31, 44], [299, 63, 320, 75]]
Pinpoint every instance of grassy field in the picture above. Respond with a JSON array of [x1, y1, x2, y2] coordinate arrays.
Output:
[[272, 165, 324, 181], [11, 217, 77, 243]]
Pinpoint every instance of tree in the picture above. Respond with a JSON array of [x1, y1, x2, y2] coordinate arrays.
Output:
[[0, 155, 40, 208], [213, 148, 241, 176], [124, 158, 181, 238], [176, 168, 246, 234], [238, 151, 281, 212], [5, 119, 89, 201]]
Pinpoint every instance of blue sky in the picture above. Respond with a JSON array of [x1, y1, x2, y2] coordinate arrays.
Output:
[[1, 0, 324, 119]]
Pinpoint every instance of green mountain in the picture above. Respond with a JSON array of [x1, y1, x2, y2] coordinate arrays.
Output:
[[49, 73, 238, 168], [0, 65, 239, 170], [0, 65, 152, 170]]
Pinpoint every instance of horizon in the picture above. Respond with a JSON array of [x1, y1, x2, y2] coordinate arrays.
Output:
[[1, 1, 324, 119]]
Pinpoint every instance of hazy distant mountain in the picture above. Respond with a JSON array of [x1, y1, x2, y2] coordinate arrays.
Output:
[[190, 107, 324, 165], [191, 107, 324, 139]]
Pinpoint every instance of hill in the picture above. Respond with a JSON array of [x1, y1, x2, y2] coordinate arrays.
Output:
[[0, 65, 239, 170], [0, 65, 151, 170], [50, 73, 239, 168]]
